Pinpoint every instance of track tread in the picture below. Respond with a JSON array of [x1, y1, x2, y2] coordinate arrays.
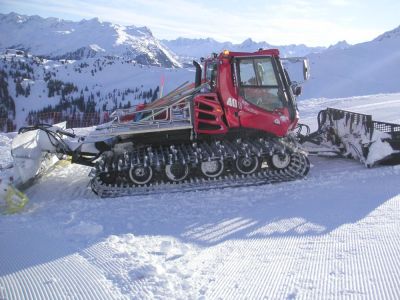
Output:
[[91, 137, 310, 198], [92, 155, 309, 198]]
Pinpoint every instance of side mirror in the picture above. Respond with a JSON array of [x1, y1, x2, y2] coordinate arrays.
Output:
[[303, 58, 310, 81], [292, 85, 302, 96]]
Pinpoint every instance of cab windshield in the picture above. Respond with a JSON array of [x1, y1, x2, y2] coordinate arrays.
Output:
[[237, 57, 285, 111]]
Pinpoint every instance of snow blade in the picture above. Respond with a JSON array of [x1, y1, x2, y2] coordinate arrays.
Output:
[[11, 122, 68, 185], [301, 108, 400, 167]]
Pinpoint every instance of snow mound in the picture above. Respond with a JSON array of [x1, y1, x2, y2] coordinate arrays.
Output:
[[83, 234, 207, 298]]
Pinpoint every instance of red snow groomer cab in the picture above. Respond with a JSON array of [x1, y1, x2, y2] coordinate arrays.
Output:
[[84, 48, 311, 195], [86, 48, 312, 195], [192, 49, 305, 138]]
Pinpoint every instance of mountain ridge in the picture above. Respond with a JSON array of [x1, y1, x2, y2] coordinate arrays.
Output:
[[161, 37, 327, 61], [1, 12, 400, 131], [0, 12, 180, 68]]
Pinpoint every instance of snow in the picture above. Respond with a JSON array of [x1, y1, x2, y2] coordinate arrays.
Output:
[[301, 28, 400, 99], [1, 10, 400, 298], [162, 37, 326, 63], [1, 93, 400, 298], [2, 13, 400, 135], [365, 131, 395, 166], [0, 52, 193, 128], [0, 12, 180, 67], [0, 135, 13, 168]]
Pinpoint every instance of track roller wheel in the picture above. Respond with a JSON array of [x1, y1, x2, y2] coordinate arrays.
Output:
[[99, 171, 117, 185], [201, 160, 224, 178], [165, 163, 189, 182], [270, 153, 291, 169], [235, 156, 259, 175], [128, 165, 153, 185]]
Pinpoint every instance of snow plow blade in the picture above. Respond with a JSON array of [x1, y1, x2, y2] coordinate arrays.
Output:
[[300, 107, 400, 167], [9, 122, 71, 189]]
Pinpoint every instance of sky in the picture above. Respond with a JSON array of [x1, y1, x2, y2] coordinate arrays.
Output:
[[1, 0, 399, 46]]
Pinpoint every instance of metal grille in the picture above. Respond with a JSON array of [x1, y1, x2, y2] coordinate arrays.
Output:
[[373, 121, 400, 136], [324, 107, 400, 151]]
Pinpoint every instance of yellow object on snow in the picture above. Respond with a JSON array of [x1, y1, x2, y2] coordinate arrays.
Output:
[[2, 185, 29, 214]]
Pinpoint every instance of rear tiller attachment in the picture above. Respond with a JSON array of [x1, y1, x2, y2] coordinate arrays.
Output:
[[299, 107, 400, 167]]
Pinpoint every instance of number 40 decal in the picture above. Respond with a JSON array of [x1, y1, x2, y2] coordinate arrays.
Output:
[[227, 97, 238, 108]]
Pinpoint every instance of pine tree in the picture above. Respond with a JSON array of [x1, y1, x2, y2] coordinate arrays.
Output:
[[15, 81, 24, 97], [25, 83, 31, 97]]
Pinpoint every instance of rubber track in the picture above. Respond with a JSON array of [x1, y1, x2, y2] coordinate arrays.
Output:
[[91, 152, 310, 198]]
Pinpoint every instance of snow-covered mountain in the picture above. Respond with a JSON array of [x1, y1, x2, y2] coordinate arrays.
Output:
[[162, 37, 326, 62], [0, 51, 193, 131], [301, 26, 400, 99], [0, 12, 193, 132], [325, 40, 351, 52], [162, 27, 400, 99], [166, 25, 400, 100], [374, 25, 400, 41], [0, 12, 180, 67], [1, 12, 400, 132]]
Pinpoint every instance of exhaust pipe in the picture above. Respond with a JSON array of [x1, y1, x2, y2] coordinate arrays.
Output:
[[193, 60, 202, 88]]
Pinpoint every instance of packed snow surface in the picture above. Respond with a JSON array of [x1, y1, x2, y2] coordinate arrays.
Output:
[[1, 93, 400, 299]]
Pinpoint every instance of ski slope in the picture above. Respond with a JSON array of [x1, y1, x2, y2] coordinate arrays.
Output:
[[1, 93, 400, 299]]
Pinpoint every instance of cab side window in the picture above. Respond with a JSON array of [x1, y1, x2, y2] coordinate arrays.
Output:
[[239, 59, 257, 85], [206, 62, 217, 88], [256, 60, 278, 86]]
